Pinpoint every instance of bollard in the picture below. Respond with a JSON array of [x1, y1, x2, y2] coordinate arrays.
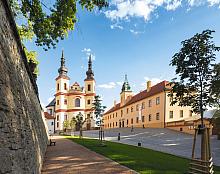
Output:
[[118, 133, 120, 141]]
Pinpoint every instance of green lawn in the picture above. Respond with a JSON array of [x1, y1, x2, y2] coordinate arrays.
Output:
[[66, 136, 220, 174]]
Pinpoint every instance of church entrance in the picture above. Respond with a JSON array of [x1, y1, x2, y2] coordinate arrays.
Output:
[[86, 123, 91, 130]]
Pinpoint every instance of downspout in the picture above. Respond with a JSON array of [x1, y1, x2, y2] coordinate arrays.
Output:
[[164, 91, 166, 128]]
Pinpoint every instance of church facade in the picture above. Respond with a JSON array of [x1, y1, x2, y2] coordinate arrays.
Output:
[[46, 51, 96, 131]]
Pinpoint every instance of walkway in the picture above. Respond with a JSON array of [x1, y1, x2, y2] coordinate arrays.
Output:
[[41, 136, 136, 174]]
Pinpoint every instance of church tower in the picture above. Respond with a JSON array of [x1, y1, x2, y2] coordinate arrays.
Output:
[[55, 50, 70, 131], [84, 55, 96, 128], [120, 74, 132, 106]]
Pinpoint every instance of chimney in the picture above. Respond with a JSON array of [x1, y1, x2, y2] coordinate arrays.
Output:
[[114, 100, 117, 107], [147, 81, 151, 92]]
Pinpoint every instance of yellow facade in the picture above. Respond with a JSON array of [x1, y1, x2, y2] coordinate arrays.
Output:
[[103, 79, 200, 134]]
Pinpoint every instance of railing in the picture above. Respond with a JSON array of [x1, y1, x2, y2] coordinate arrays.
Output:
[[189, 157, 214, 174]]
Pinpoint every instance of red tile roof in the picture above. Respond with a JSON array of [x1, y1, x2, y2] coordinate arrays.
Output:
[[104, 80, 169, 115], [44, 112, 54, 119]]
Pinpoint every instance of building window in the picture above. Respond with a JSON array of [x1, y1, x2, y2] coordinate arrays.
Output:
[[156, 97, 160, 105], [64, 115, 68, 120], [156, 113, 160, 120], [127, 108, 129, 114], [149, 100, 152, 107], [189, 110, 193, 117], [131, 106, 133, 112], [57, 115, 59, 121], [51, 122, 54, 126], [141, 102, 145, 109], [110, 115, 111, 119], [127, 119, 129, 125], [149, 114, 152, 121], [131, 118, 133, 124], [136, 117, 139, 123], [180, 110, 183, 118], [57, 122, 59, 128], [113, 122, 114, 127], [88, 84, 91, 91], [57, 83, 59, 90], [121, 110, 123, 117], [87, 99, 91, 105], [57, 100, 59, 105], [75, 98, 80, 107], [110, 123, 111, 128], [116, 112, 117, 117], [169, 111, 173, 119], [113, 113, 114, 118], [136, 104, 139, 111], [64, 83, 67, 90], [48, 109, 52, 115], [87, 114, 90, 119], [64, 99, 67, 105], [142, 116, 145, 122], [116, 122, 118, 126]]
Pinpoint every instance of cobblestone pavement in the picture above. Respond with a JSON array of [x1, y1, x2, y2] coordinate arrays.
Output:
[[73, 128, 220, 166], [41, 135, 137, 174]]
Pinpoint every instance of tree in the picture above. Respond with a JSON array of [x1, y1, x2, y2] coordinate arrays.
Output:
[[63, 120, 70, 132], [169, 30, 220, 126], [92, 95, 106, 142], [169, 30, 220, 163], [72, 112, 86, 138], [9, 0, 108, 50], [70, 118, 76, 134], [210, 63, 220, 109]]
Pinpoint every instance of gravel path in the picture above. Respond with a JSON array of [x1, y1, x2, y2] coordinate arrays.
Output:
[[41, 135, 136, 174]]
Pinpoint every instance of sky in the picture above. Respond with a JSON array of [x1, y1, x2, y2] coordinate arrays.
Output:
[[25, 0, 220, 110]]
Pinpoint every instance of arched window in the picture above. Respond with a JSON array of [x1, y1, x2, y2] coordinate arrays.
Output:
[[88, 84, 91, 91], [64, 83, 67, 90], [75, 98, 80, 107], [57, 83, 59, 90]]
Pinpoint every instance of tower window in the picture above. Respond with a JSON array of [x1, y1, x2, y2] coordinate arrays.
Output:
[[57, 115, 59, 121], [64, 83, 67, 90], [57, 100, 59, 105], [57, 83, 59, 90], [64, 99, 67, 105], [87, 100, 91, 105], [57, 122, 59, 128], [75, 98, 80, 107], [88, 84, 91, 91]]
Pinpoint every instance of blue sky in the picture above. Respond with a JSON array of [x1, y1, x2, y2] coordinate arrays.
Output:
[[25, 0, 220, 110]]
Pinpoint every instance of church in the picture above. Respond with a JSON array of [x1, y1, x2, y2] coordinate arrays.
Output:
[[46, 51, 96, 132]]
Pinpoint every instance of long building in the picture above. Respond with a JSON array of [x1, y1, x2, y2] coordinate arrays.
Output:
[[103, 75, 211, 134]]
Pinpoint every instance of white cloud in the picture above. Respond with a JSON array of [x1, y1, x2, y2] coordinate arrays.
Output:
[[130, 29, 144, 35], [82, 48, 96, 61], [104, 0, 220, 21], [140, 77, 163, 89], [110, 23, 124, 30], [166, 0, 182, 10], [116, 81, 123, 86], [98, 82, 116, 89]]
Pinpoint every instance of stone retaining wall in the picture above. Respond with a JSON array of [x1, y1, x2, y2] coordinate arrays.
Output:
[[0, 0, 48, 173]]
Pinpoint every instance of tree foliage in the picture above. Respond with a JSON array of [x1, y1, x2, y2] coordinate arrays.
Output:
[[72, 112, 87, 138], [210, 63, 220, 108], [9, 0, 108, 50], [92, 95, 106, 126], [169, 30, 220, 120]]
